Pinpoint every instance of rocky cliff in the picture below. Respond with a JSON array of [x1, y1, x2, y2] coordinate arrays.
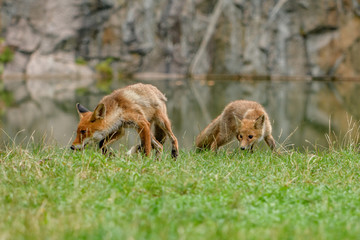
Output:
[[1, 0, 360, 78]]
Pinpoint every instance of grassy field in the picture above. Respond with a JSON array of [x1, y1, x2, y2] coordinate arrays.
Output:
[[0, 143, 360, 240]]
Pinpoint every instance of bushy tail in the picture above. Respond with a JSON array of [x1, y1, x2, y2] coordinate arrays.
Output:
[[195, 115, 221, 150]]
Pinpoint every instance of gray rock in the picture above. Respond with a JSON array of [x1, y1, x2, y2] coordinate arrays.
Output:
[[5, 18, 40, 53], [1, 0, 360, 78], [3, 51, 30, 75], [26, 51, 93, 78]]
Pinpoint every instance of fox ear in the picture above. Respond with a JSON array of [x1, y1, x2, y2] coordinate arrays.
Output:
[[254, 115, 265, 129], [90, 103, 106, 122], [76, 103, 90, 118]]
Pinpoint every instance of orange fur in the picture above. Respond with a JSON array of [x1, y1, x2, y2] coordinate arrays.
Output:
[[196, 100, 275, 152], [71, 83, 179, 159]]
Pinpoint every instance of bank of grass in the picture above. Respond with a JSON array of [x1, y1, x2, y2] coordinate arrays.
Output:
[[0, 143, 360, 240]]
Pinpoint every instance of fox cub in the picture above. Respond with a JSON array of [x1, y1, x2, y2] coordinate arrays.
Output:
[[71, 83, 179, 159], [196, 100, 275, 152]]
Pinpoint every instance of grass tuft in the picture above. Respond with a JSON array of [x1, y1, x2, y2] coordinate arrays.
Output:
[[325, 117, 360, 153]]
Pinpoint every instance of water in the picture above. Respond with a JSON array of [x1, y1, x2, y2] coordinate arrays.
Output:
[[1, 77, 360, 151]]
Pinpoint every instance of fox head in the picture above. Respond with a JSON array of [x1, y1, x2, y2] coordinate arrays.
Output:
[[71, 103, 107, 150], [236, 115, 265, 151]]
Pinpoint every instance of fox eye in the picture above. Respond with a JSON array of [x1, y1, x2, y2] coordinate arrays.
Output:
[[239, 135, 243, 139], [80, 130, 86, 134], [248, 135, 253, 139]]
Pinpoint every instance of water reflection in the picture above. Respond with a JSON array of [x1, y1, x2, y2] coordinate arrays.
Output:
[[1, 77, 359, 151]]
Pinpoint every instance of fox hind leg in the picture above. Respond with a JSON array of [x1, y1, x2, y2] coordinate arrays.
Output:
[[151, 124, 166, 158], [210, 133, 232, 152], [154, 124, 166, 145], [151, 133, 163, 157], [155, 112, 179, 159], [210, 123, 235, 152]]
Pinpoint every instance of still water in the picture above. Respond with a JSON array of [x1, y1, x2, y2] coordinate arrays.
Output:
[[1, 77, 360, 151]]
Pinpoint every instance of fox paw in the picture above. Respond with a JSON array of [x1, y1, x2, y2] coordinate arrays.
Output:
[[171, 149, 179, 160]]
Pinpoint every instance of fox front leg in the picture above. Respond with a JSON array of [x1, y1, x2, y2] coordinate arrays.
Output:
[[264, 135, 276, 151], [249, 142, 258, 153], [98, 140, 116, 157], [264, 134, 280, 155], [98, 128, 125, 155]]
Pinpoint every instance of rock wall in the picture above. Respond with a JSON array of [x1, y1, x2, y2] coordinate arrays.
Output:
[[1, 0, 360, 78]]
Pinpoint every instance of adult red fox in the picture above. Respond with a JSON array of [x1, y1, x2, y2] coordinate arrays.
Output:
[[196, 100, 275, 152], [71, 83, 179, 159]]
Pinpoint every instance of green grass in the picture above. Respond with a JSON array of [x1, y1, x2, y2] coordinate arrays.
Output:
[[0, 144, 360, 240]]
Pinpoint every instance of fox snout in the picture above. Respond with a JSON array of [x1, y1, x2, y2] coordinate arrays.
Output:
[[70, 143, 84, 151], [239, 140, 253, 151], [240, 145, 251, 151], [70, 145, 80, 151]]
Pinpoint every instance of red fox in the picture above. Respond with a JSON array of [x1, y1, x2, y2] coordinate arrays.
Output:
[[196, 100, 275, 152], [71, 83, 179, 159]]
